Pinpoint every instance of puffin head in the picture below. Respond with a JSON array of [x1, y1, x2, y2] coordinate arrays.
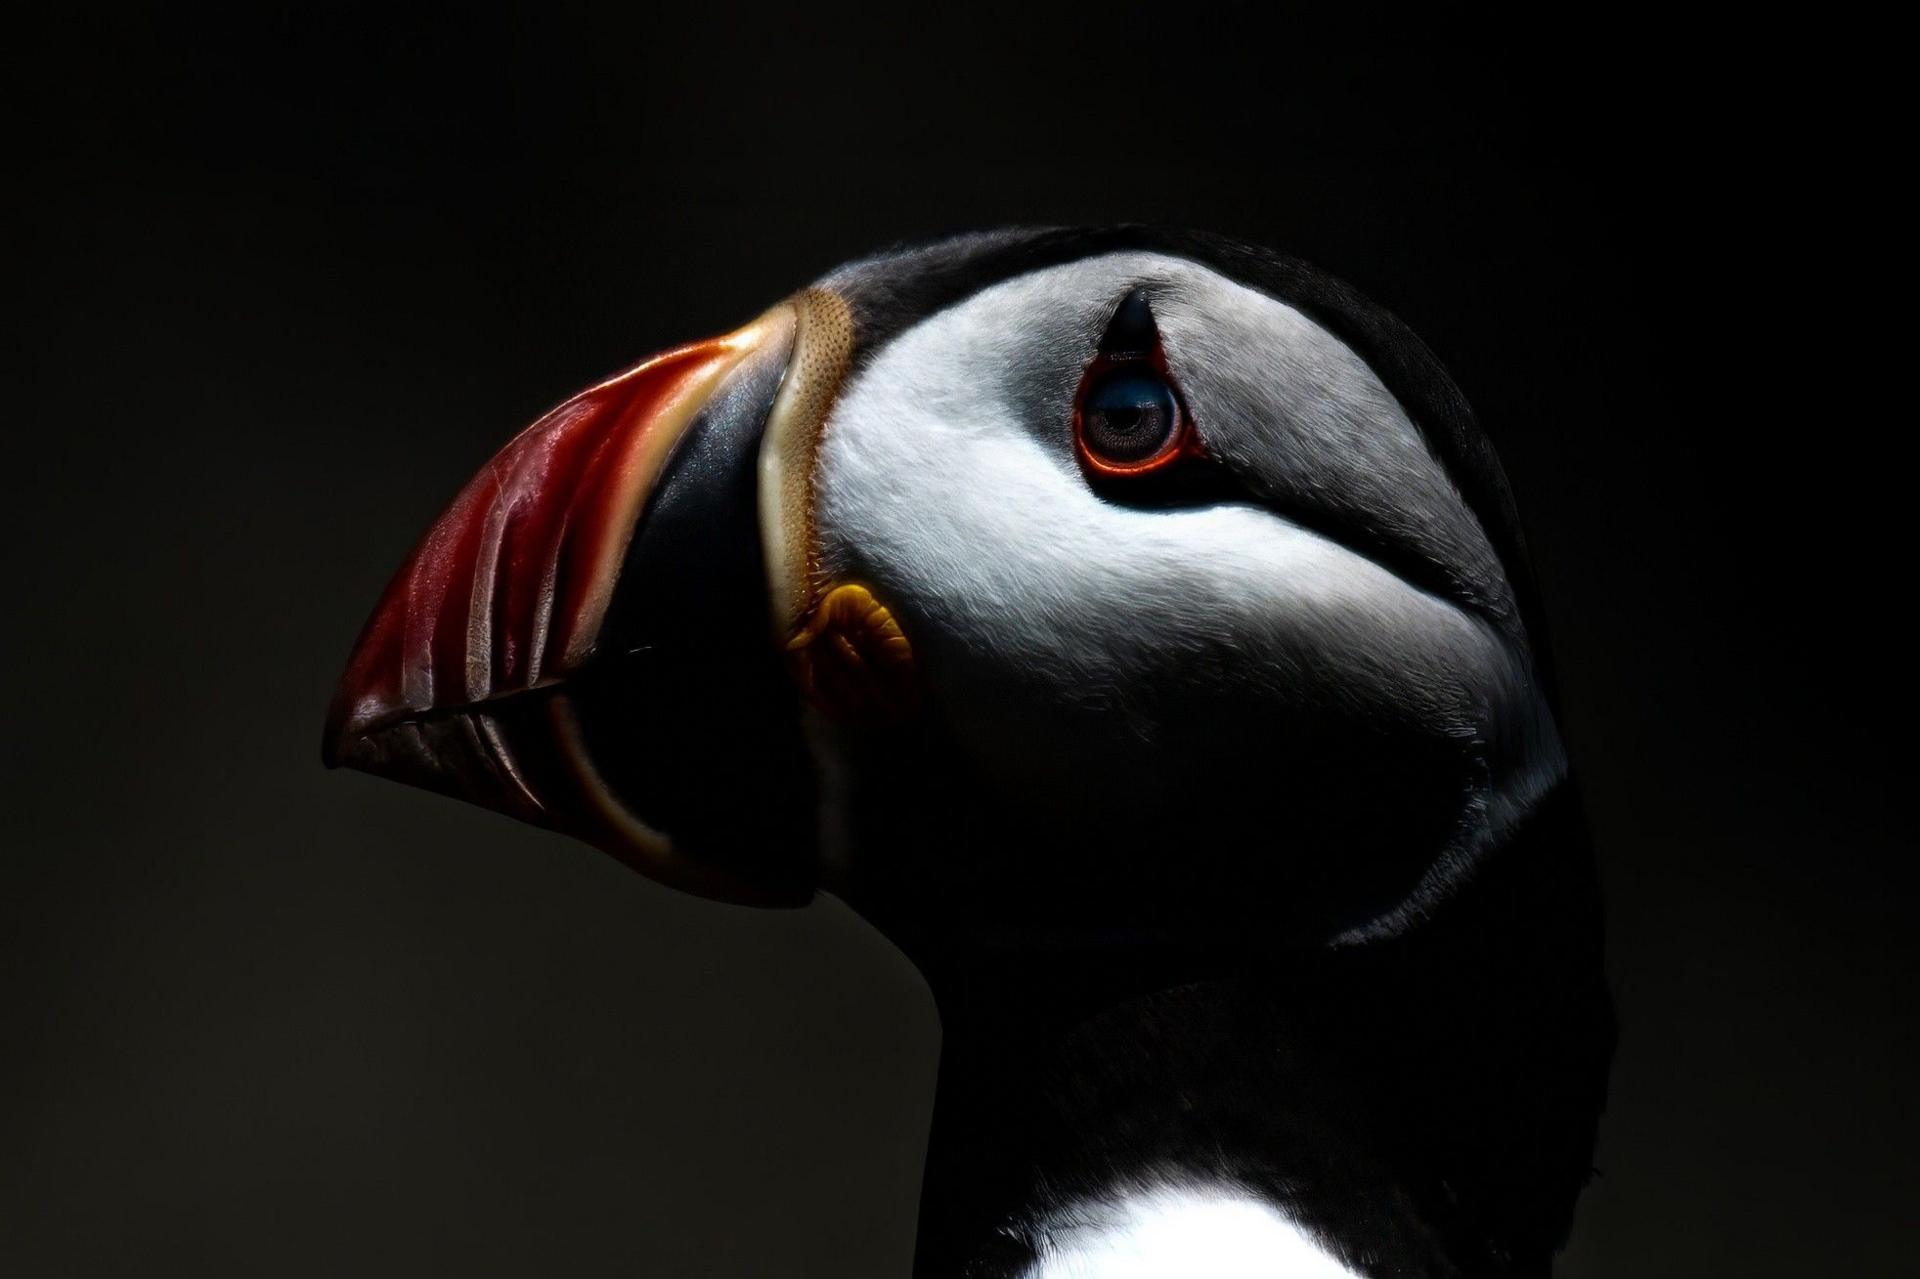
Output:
[[324, 227, 1565, 958]]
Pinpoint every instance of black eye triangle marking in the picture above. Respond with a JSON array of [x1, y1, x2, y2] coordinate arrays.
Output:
[[1099, 286, 1159, 359]]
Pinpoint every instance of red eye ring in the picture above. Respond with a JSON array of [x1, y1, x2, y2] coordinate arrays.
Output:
[[1071, 345, 1203, 478]]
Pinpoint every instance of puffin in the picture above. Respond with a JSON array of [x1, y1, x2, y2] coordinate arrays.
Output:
[[323, 227, 1612, 1278]]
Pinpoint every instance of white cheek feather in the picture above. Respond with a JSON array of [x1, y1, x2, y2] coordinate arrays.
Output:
[[813, 252, 1566, 916], [1019, 1184, 1362, 1279], [819, 257, 1545, 718]]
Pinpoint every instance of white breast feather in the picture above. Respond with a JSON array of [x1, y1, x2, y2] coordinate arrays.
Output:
[[1020, 1184, 1363, 1279]]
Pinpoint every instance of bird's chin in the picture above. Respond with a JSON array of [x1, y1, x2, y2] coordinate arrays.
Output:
[[808, 694, 1486, 959]]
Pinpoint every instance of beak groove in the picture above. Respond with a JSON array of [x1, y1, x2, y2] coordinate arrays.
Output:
[[323, 304, 812, 903]]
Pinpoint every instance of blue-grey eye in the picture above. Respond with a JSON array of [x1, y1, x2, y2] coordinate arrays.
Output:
[[1080, 369, 1181, 465]]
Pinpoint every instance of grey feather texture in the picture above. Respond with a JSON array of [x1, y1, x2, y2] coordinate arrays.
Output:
[[811, 253, 1563, 939]]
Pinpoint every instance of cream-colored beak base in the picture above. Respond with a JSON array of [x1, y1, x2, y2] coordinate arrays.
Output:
[[759, 288, 855, 636], [756, 289, 918, 719]]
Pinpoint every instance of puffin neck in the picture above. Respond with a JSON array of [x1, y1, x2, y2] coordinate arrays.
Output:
[[890, 784, 1610, 1278]]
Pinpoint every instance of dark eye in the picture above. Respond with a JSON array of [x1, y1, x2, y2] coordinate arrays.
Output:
[[1078, 370, 1182, 466]]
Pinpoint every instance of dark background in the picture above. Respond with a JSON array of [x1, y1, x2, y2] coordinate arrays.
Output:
[[6, 10, 1906, 1276]]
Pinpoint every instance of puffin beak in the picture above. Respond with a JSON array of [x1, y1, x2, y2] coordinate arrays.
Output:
[[323, 301, 825, 905]]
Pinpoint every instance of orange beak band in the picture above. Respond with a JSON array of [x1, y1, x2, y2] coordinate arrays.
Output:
[[323, 305, 817, 904]]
